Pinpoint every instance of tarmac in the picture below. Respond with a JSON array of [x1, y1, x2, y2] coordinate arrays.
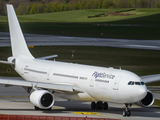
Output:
[[1, 32, 160, 50], [0, 84, 160, 120]]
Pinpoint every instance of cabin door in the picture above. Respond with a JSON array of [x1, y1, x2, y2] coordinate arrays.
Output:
[[89, 75, 95, 88], [47, 69, 52, 81], [113, 76, 122, 90]]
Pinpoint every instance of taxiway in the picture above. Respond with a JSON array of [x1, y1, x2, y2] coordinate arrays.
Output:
[[0, 83, 160, 120], [1, 32, 160, 50]]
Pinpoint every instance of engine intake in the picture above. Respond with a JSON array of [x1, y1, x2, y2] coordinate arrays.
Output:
[[135, 90, 154, 107], [30, 90, 54, 109]]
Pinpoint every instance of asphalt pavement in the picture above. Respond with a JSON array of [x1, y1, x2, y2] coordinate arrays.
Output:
[[1, 32, 160, 50]]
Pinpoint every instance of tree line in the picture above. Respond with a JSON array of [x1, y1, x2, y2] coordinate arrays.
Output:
[[0, 0, 9, 15], [1, 0, 160, 15]]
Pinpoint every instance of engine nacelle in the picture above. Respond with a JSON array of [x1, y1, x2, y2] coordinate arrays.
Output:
[[30, 90, 54, 109], [135, 90, 154, 107]]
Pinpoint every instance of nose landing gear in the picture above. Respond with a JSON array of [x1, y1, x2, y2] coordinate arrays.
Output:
[[123, 103, 132, 117]]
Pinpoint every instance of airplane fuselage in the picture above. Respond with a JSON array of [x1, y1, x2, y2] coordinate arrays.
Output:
[[12, 55, 147, 104]]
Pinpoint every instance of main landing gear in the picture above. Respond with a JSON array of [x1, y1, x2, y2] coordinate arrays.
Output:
[[91, 102, 132, 117], [91, 101, 108, 110], [123, 103, 132, 117]]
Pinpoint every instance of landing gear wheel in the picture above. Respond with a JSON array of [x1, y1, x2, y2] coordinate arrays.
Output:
[[123, 104, 132, 117], [123, 110, 127, 117], [123, 110, 131, 117], [34, 106, 40, 110], [126, 110, 131, 116], [91, 101, 109, 110], [91, 102, 96, 109], [103, 102, 108, 110], [96, 101, 103, 110]]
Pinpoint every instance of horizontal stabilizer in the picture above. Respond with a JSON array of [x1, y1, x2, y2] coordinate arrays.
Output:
[[36, 55, 58, 60], [0, 60, 14, 65]]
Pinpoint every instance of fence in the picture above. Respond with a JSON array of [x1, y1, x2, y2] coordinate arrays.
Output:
[[0, 115, 120, 120]]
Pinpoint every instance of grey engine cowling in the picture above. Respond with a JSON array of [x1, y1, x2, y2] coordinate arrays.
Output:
[[30, 90, 54, 109], [135, 90, 154, 107]]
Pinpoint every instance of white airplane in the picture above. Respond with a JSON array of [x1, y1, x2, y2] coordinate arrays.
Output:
[[0, 4, 160, 117]]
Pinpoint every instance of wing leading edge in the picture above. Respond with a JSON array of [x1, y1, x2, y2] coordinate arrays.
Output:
[[0, 77, 83, 93], [36, 55, 58, 60], [141, 74, 160, 84]]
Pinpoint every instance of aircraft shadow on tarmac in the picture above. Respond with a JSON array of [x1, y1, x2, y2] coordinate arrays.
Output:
[[0, 100, 160, 118], [43, 101, 160, 118]]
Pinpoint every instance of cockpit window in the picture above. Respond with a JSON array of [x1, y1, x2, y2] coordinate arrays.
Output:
[[141, 82, 145, 85], [131, 81, 134, 85], [135, 82, 141, 85], [128, 81, 134, 85], [128, 81, 132, 85], [128, 81, 145, 85]]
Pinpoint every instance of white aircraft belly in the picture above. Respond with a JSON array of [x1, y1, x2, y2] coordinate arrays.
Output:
[[54, 92, 96, 101]]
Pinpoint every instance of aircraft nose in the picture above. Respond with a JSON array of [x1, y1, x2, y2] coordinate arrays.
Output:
[[137, 86, 147, 99], [131, 86, 147, 102]]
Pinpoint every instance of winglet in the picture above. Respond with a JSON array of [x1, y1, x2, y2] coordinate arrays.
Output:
[[7, 4, 34, 59]]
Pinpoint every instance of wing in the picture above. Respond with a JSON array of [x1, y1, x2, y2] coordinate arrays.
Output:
[[36, 55, 58, 60], [0, 77, 83, 93], [140, 74, 160, 83]]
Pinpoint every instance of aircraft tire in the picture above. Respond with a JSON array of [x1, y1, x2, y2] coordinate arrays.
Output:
[[123, 110, 131, 117], [123, 110, 127, 117], [91, 102, 96, 109], [103, 102, 108, 110], [126, 110, 131, 116], [96, 101, 103, 110], [34, 106, 40, 110]]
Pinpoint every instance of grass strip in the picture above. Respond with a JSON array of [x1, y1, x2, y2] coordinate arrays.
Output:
[[153, 99, 160, 106], [0, 22, 160, 40], [1, 8, 160, 39]]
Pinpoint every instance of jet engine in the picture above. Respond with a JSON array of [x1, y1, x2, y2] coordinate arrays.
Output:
[[29, 90, 54, 109], [135, 90, 154, 107]]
